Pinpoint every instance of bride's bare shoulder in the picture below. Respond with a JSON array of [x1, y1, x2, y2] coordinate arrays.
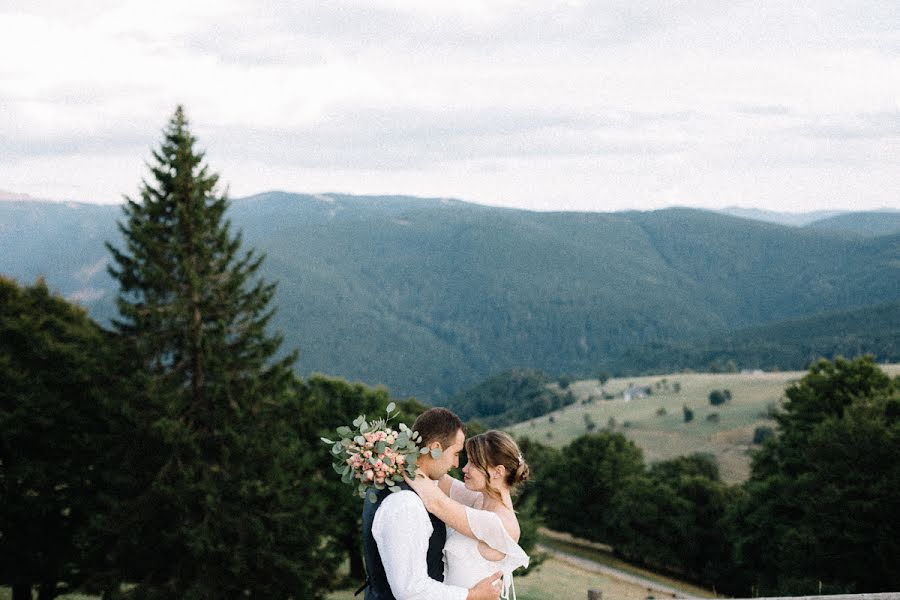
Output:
[[494, 506, 521, 542]]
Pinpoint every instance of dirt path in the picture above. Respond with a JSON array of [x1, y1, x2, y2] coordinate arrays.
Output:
[[536, 543, 704, 599]]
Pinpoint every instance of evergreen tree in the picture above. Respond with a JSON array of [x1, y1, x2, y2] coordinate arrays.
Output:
[[0, 277, 125, 600], [103, 106, 335, 598]]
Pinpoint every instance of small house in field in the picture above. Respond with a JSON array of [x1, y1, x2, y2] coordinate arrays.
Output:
[[623, 385, 652, 402]]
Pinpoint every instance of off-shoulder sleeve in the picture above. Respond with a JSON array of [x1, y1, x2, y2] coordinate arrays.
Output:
[[464, 505, 529, 573], [464, 506, 530, 600], [449, 477, 484, 509]]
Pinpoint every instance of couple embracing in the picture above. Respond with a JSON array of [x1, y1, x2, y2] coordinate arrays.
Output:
[[361, 407, 530, 600]]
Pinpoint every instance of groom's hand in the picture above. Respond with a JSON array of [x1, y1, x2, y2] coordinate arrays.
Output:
[[466, 571, 502, 600]]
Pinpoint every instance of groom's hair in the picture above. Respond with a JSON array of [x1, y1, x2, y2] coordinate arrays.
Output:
[[413, 407, 464, 449]]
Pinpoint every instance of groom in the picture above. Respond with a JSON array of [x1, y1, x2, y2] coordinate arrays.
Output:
[[361, 407, 502, 600]]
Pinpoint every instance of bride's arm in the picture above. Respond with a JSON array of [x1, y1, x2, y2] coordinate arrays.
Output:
[[407, 474, 478, 539], [407, 474, 517, 543], [438, 474, 454, 496]]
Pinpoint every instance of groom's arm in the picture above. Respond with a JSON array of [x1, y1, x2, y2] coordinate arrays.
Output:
[[372, 492, 469, 600]]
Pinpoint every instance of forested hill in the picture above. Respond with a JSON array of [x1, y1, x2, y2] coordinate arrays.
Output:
[[805, 211, 900, 237], [1, 192, 898, 399]]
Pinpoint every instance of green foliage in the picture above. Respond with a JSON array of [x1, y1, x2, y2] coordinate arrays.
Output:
[[0, 277, 128, 598], [682, 405, 694, 422], [708, 390, 727, 405], [729, 356, 900, 594], [537, 433, 644, 542], [608, 454, 736, 586], [445, 370, 576, 427], [100, 107, 336, 599], [752, 426, 774, 444]]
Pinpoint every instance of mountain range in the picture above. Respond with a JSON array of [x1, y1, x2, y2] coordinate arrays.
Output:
[[1, 192, 897, 400]]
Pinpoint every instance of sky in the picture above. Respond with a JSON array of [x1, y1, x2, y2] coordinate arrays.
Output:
[[1, 1, 899, 213]]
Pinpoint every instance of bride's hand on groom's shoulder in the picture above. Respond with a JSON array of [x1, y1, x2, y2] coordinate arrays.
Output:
[[403, 472, 440, 507]]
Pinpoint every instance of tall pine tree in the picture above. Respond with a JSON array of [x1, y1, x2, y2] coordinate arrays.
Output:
[[103, 106, 337, 598]]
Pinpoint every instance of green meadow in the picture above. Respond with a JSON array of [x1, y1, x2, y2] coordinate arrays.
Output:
[[508, 364, 900, 483]]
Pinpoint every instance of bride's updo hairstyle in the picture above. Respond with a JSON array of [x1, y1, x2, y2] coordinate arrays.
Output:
[[465, 430, 530, 502]]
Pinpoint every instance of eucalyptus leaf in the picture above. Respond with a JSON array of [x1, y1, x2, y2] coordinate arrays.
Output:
[[430, 448, 443, 459], [337, 426, 352, 437], [419, 447, 429, 454], [341, 469, 353, 484], [332, 463, 345, 475], [376, 441, 387, 454], [389, 486, 401, 493], [355, 436, 366, 445], [353, 416, 364, 427], [367, 489, 378, 503], [368, 457, 378, 465], [386, 402, 396, 413], [332, 442, 342, 454], [320, 437, 335, 445], [359, 421, 369, 433]]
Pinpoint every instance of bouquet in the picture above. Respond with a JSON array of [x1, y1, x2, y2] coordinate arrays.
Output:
[[321, 402, 441, 502]]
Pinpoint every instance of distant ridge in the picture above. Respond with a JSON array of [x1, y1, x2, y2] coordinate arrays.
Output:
[[0, 189, 39, 202], [610, 301, 900, 375], [717, 206, 847, 227], [805, 211, 900, 237], [1, 192, 898, 399]]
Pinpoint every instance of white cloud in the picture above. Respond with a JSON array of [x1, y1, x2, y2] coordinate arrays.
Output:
[[0, 1, 898, 211]]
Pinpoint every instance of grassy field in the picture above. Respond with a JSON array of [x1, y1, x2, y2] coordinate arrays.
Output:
[[324, 555, 676, 600], [2, 559, 699, 600], [508, 364, 900, 483]]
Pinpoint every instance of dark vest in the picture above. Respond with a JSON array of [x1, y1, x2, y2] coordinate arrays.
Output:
[[361, 482, 447, 600]]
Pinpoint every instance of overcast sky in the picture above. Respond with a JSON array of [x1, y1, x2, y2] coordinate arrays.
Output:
[[1, 1, 898, 212]]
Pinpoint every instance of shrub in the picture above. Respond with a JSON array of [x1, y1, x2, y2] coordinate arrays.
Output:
[[752, 426, 775, 444], [709, 390, 728, 406]]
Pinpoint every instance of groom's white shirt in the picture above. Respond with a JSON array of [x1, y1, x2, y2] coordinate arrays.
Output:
[[372, 489, 468, 600]]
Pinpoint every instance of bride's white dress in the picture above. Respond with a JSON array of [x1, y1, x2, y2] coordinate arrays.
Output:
[[442, 479, 530, 600]]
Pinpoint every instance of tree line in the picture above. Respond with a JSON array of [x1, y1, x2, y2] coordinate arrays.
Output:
[[519, 355, 900, 595]]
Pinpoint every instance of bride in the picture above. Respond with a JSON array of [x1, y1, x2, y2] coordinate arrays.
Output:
[[407, 430, 530, 600]]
